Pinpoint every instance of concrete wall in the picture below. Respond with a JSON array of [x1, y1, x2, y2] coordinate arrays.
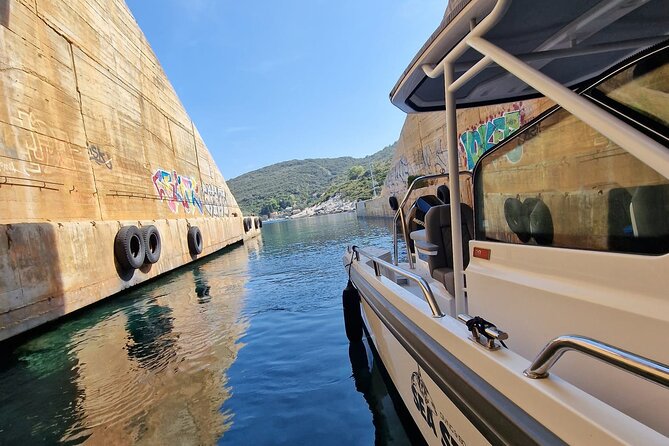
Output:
[[356, 100, 553, 225], [356, 197, 394, 219], [0, 217, 247, 341], [0, 0, 254, 340], [356, 178, 474, 221], [382, 99, 554, 199]]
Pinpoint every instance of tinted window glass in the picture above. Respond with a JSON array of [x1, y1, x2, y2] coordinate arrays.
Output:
[[596, 47, 669, 130], [475, 108, 669, 254]]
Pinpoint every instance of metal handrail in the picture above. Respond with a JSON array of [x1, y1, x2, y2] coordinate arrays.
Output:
[[524, 335, 669, 389], [392, 171, 472, 268], [351, 246, 444, 318]]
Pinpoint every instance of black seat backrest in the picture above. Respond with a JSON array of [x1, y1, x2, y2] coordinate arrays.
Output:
[[629, 185, 669, 254], [436, 185, 450, 205], [424, 204, 475, 274]]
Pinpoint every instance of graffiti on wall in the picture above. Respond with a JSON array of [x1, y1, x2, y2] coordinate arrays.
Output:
[[385, 139, 454, 196], [458, 109, 522, 169], [88, 145, 113, 169], [386, 156, 410, 191], [10, 109, 83, 175], [382, 101, 545, 196], [202, 183, 229, 217], [151, 169, 203, 214]]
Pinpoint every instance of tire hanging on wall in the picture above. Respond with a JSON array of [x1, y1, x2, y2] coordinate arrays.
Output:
[[388, 196, 399, 211], [114, 225, 145, 270], [141, 225, 162, 264], [259, 219, 263, 229], [254, 217, 259, 229], [504, 197, 531, 243], [527, 199, 554, 246], [187, 226, 203, 255], [243, 217, 250, 233]]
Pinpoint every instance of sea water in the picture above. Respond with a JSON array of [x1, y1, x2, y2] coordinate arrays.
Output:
[[0, 213, 418, 445]]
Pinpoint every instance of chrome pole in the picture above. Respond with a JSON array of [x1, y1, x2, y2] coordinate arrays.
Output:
[[393, 213, 399, 266], [399, 205, 413, 269], [444, 62, 467, 315], [524, 335, 669, 389], [354, 247, 444, 318]]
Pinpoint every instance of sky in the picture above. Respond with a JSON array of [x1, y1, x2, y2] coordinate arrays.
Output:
[[126, 0, 447, 179]]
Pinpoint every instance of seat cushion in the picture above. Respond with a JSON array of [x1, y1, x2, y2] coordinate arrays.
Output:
[[432, 267, 455, 296], [410, 229, 427, 242]]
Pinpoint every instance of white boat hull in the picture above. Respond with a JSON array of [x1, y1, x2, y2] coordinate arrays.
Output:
[[361, 297, 488, 446], [348, 251, 668, 445]]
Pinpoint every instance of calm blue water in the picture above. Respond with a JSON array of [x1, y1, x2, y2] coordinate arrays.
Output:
[[0, 213, 417, 445]]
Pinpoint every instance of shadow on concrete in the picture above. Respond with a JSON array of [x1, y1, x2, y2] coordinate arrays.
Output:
[[114, 257, 136, 282], [1, 223, 66, 341], [0, 0, 10, 28]]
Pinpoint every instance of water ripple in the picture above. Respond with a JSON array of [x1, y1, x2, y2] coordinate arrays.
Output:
[[0, 214, 412, 445]]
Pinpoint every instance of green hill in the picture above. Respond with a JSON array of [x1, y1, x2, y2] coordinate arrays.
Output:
[[228, 143, 396, 216]]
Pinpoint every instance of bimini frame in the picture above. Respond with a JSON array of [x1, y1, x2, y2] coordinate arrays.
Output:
[[419, 0, 669, 317]]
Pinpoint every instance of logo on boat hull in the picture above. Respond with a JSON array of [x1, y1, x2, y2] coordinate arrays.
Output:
[[411, 371, 465, 446]]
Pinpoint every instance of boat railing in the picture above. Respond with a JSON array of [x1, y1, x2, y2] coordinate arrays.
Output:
[[392, 171, 472, 268], [351, 246, 444, 318], [524, 335, 669, 389]]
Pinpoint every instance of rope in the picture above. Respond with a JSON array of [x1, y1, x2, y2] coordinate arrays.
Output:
[[346, 245, 358, 280], [465, 316, 507, 348]]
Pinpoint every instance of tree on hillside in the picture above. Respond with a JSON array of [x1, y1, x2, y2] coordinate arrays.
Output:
[[260, 197, 280, 216], [348, 165, 365, 180], [228, 142, 397, 215]]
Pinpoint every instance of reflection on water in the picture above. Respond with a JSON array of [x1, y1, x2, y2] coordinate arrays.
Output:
[[349, 340, 422, 446], [0, 246, 251, 444], [0, 213, 415, 445]]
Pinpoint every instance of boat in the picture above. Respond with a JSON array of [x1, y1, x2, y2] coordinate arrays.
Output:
[[344, 0, 669, 444], [0, 0, 261, 341]]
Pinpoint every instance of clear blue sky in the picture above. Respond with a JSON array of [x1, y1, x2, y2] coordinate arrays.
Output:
[[126, 0, 446, 179]]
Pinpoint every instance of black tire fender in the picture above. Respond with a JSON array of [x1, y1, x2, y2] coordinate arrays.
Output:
[[504, 198, 531, 243], [114, 225, 145, 270], [187, 226, 203, 255], [528, 199, 554, 246], [243, 218, 250, 233], [141, 225, 161, 264], [388, 196, 399, 211], [259, 219, 263, 228], [521, 197, 540, 216], [254, 217, 259, 229], [342, 281, 363, 342]]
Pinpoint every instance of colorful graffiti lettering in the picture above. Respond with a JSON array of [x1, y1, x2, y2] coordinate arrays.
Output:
[[152, 169, 203, 214], [202, 183, 229, 217], [459, 110, 522, 169]]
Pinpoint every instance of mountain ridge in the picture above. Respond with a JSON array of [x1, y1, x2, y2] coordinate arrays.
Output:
[[228, 143, 396, 216]]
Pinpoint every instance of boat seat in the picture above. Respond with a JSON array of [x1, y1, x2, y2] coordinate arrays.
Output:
[[410, 229, 427, 242], [424, 204, 475, 295], [432, 267, 456, 295], [436, 185, 450, 205], [629, 184, 669, 254]]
